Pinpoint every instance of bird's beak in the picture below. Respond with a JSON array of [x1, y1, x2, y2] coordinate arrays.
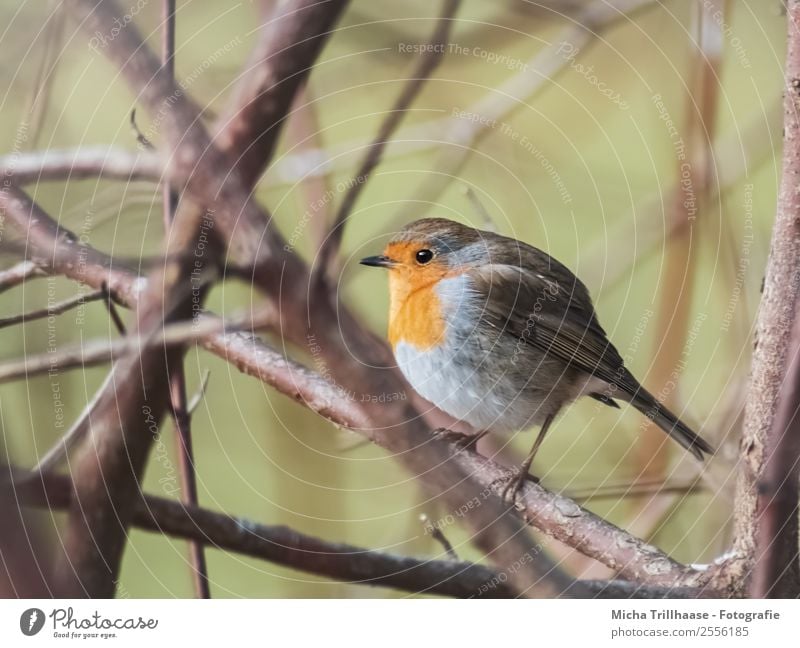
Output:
[[360, 255, 395, 268]]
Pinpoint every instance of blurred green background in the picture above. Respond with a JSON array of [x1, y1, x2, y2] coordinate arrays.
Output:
[[0, 0, 785, 596]]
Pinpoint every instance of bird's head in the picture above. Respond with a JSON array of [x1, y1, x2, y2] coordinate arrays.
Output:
[[360, 217, 485, 283], [360, 218, 487, 347]]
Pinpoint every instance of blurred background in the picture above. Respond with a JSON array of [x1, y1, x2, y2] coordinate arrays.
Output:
[[0, 0, 785, 596]]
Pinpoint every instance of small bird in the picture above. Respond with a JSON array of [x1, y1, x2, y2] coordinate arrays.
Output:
[[361, 218, 713, 502]]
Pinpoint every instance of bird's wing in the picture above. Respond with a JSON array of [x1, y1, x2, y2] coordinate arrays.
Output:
[[467, 253, 637, 393]]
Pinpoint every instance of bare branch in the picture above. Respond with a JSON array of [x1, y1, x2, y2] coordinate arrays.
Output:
[[186, 369, 211, 415], [47, 0, 355, 597], [752, 307, 800, 597], [0, 147, 162, 185], [14, 0, 709, 595], [209, 325, 703, 587], [0, 467, 54, 597], [565, 478, 706, 503], [202, 331, 372, 430], [15, 471, 719, 599], [0, 289, 103, 329], [213, 0, 350, 186], [726, 0, 800, 595], [315, 0, 461, 280], [2, 63, 214, 597], [0, 184, 145, 306], [0, 309, 267, 383], [0, 261, 45, 292], [393, 0, 656, 223], [159, 0, 210, 600], [3, 175, 705, 589], [420, 513, 459, 561]]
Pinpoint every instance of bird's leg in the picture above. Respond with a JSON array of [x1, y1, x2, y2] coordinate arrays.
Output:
[[433, 427, 490, 450], [500, 414, 554, 505]]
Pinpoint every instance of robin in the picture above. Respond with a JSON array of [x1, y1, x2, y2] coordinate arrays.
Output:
[[361, 217, 713, 502]]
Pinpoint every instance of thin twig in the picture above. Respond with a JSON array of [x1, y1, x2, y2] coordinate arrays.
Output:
[[186, 369, 211, 415], [0, 146, 162, 184], [25, 1, 65, 150], [0, 309, 269, 384], [462, 186, 496, 231], [0, 468, 54, 596], [27, 372, 116, 478], [161, 0, 210, 600], [565, 479, 705, 502], [130, 109, 155, 150], [420, 514, 458, 561], [315, 0, 461, 281], [0, 290, 103, 329], [0, 261, 45, 293], [101, 282, 127, 334]]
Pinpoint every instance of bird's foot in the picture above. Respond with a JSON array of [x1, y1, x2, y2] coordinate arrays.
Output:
[[432, 428, 484, 450], [498, 468, 540, 506]]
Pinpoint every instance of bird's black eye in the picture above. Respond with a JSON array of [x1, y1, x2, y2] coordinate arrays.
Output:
[[415, 249, 434, 265]]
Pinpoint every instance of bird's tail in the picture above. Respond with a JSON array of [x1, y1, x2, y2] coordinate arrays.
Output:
[[618, 380, 713, 460]]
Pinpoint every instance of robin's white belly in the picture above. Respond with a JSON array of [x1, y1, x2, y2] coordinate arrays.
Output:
[[395, 338, 557, 433], [392, 273, 581, 434]]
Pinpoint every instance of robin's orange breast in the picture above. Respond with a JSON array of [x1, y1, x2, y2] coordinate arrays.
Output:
[[387, 274, 447, 351]]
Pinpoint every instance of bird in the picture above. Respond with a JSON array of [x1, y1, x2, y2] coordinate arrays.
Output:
[[360, 217, 713, 502]]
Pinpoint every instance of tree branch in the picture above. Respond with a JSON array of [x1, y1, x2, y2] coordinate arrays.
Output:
[[752, 307, 800, 597], [0, 308, 269, 383], [14, 471, 719, 599], [0, 147, 162, 185], [726, 0, 800, 596], [64, 0, 577, 597], [212, 0, 350, 187], [390, 0, 658, 226], [208, 328, 703, 588], [0, 289, 103, 329], [315, 0, 461, 279], [0, 261, 46, 292], [159, 0, 210, 600], [264, 0, 657, 189], [41, 0, 352, 597], [2, 176, 705, 590], [11, 0, 714, 596]]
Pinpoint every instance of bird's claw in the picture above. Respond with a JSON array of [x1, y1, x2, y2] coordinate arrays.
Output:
[[498, 469, 540, 506]]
